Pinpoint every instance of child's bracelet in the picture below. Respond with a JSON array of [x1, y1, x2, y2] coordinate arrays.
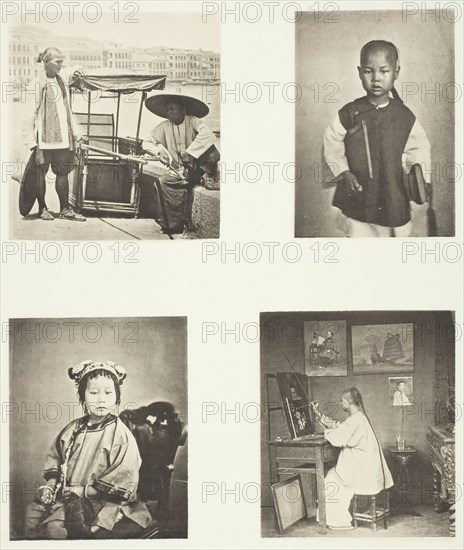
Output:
[[84, 483, 93, 498]]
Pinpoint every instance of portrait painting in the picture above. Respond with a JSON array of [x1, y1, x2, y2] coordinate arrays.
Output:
[[389, 376, 414, 406], [304, 320, 347, 377]]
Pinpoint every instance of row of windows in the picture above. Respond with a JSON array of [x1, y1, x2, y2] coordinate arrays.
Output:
[[133, 62, 167, 69], [9, 68, 36, 76], [107, 61, 131, 68], [108, 52, 131, 59], [9, 51, 219, 72], [10, 43, 37, 52], [70, 55, 102, 62], [10, 56, 31, 65]]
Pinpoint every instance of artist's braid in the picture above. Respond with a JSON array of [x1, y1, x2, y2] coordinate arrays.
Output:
[[391, 85, 403, 103], [348, 386, 387, 491]]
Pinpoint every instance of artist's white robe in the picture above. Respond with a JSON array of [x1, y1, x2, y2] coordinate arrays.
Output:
[[322, 411, 393, 527]]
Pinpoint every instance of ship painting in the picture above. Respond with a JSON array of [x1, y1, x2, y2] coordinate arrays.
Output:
[[371, 333, 405, 365], [352, 323, 414, 374]]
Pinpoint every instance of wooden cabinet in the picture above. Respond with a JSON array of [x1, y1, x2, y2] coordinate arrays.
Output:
[[427, 425, 455, 535]]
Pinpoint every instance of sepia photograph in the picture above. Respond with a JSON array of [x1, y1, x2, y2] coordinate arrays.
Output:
[[261, 311, 456, 537], [389, 376, 414, 406], [8, 316, 188, 540], [295, 9, 456, 237], [7, 8, 220, 240]]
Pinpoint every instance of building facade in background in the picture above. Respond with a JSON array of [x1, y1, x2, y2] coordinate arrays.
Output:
[[8, 27, 220, 84]]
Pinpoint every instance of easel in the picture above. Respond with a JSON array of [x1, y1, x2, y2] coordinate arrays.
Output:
[[265, 372, 314, 442], [265, 372, 336, 533]]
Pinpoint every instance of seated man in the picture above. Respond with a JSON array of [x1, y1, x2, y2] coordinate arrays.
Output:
[[311, 387, 393, 530], [141, 93, 219, 233]]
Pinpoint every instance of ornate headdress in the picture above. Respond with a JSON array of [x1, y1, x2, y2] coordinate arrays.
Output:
[[68, 360, 127, 386]]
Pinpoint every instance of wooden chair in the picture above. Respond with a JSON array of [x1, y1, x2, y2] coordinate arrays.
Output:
[[119, 402, 187, 529], [352, 490, 390, 531]]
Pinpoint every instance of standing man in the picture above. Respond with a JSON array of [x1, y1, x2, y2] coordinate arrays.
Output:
[[312, 388, 393, 530], [21, 47, 86, 221]]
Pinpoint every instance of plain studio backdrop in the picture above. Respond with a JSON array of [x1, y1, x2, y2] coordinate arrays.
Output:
[[8, 316, 187, 538], [295, 10, 455, 237]]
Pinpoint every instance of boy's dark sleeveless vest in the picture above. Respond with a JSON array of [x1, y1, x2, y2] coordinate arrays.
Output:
[[334, 96, 416, 227]]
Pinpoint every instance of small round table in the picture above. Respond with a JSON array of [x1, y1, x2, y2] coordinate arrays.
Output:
[[388, 446, 417, 506]]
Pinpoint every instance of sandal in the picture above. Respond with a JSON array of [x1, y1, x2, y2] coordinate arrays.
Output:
[[39, 208, 54, 221], [59, 208, 86, 222]]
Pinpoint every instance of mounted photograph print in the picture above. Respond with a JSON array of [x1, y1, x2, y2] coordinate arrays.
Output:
[[295, 9, 456, 238], [352, 323, 414, 374], [9, 316, 188, 540], [261, 311, 456, 538], [389, 376, 414, 406], [7, 6, 220, 241], [304, 320, 347, 377]]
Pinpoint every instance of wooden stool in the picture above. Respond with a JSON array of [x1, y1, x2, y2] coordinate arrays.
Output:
[[352, 490, 390, 531]]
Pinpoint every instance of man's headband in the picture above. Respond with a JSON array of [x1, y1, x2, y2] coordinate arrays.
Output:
[[68, 360, 127, 386]]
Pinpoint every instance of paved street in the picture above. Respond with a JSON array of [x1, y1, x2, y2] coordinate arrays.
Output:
[[9, 175, 171, 241]]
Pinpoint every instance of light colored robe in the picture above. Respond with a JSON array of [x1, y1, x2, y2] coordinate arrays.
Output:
[[321, 411, 393, 527], [21, 68, 81, 151], [40, 414, 152, 532], [142, 115, 214, 168]]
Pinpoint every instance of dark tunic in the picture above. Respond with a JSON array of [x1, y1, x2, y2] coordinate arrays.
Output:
[[333, 96, 416, 227]]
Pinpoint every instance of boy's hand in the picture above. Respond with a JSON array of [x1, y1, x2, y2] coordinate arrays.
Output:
[[340, 170, 362, 193]]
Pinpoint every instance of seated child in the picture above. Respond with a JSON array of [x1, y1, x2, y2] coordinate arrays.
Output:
[[24, 360, 153, 539]]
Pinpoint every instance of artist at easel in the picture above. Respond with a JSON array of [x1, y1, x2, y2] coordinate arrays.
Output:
[[279, 357, 393, 531], [310, 389, 393, 531]]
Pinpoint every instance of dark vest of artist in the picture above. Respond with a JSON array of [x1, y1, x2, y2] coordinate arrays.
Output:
[[333, 96, 416, 228]]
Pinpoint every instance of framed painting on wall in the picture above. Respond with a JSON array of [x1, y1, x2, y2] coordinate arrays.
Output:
[[352, 323, 415, 374], [304, 320, 347, 377]]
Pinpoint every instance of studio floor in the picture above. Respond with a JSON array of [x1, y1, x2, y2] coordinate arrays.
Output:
[[261, 504, 452, 538]]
